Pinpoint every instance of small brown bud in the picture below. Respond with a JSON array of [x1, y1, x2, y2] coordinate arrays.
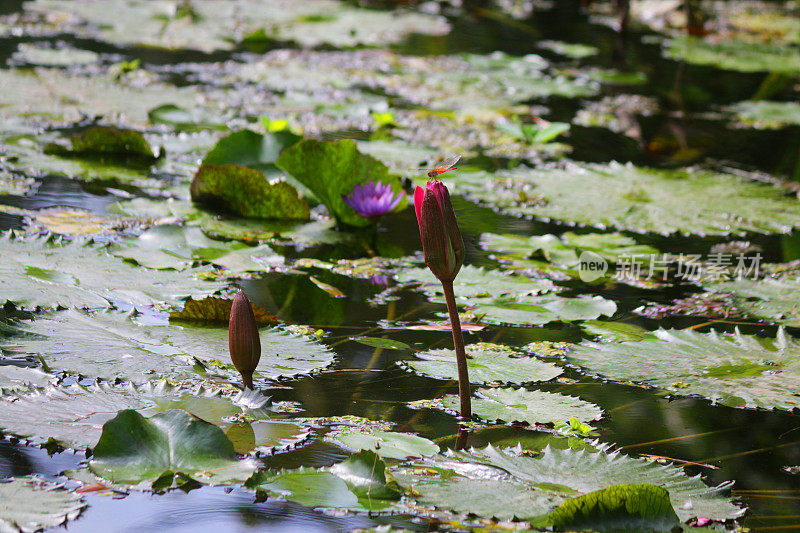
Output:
[[229, 289, 261, 389]]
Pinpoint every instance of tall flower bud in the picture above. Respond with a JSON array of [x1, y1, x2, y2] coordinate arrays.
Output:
[[414, 180, 465, 283], [229, 289, 261, 390]]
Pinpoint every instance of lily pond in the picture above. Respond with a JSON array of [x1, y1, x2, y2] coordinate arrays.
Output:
[[1, 0, 800, 531]]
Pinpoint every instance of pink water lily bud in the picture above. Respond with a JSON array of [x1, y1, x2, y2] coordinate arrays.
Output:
[[229, 289, 261, 389], [414, 180, 464, 283]]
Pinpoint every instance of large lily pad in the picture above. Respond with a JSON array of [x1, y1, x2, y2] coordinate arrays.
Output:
[[1, 309, 335, 384], [567, 327, 800, 411], [89, 409, 257, 486], [201, 129, 301, 174], [392, 445, 743, 523], [0, 477, 85, 532], [0, 380, 303, 452], [403, 343, 562, 385], [0, 68, 200, 128], [333, 430, 439, 460], [451, 162, 800, 235], [191, 165, 309, 221], [16, 0, 448, 51], [110, 224, 283, 272], [276, 139, 406, 227], [706, 276, 800, 327], [442, 388, 602, 425], [665, 36, 800, 74], [396, 266, 555, 300], [726, 100, 800, 129], [0, 233, 225, 309]]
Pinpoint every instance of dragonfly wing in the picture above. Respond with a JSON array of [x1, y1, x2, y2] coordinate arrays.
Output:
[[438, 154, 461, 170]]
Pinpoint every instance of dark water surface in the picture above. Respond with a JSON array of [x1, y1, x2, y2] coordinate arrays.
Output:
[[2, 1, 800, 531]]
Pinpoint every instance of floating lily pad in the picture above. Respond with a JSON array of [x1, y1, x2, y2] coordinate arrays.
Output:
[[451, 162, 800, 236], [466, 293, 618, 326], [0, 68, 200, 127], [392, 445, 743, 523], [148, 104, 226, 131], [351, 337, 411, 351], [191, 165, 309, 221], [548, 483, 680, 531], [90, 409, 257, 486], [726, 100, 800, 129], [442, 388, 602, 425], [705, 276, 800, 327], [0, 380, 303, 452], [403, 343, 562, 385], [0, 171, 35, 195], [247, 452, 401, 511], [0, 477, 85, 532], [47, 126, 156, 160], [0, 232, 225, 309], [539, 40, 599, 59], [334, 430, 439, 460], [276, 139, 407, 227], [12, 43, 99, 66], [665, 36, 800, 74], [110, 224, 283, 272], [480, 231, 658, 280], [201, 129, 301, 173], [0, 364, 52, 394], [396, 265, 555, 300], [1, 309, 335, 384], [567, 327, 800, 410], [0, 205, 123, 236], [16, 0, 449, 52]]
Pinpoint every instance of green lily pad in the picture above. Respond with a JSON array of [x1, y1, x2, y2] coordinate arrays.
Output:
[[89, 409, 257, 486], [110, 224, 283, 272], [15, 0, 449, 52], [539, 40, 599, 59], [442, 388, 602, 425], [148, 104, 226, 131], [706, 276, 800, 327], [0, 232, 225, 309], [329, 450, 402, 502], [403, 343, 562, 385], [468, 293, 618, 326], [276, 139, 407, 227], [247, 468, 360, 509], [0, 364, 52, 394], [0, 68, 200, 128], [334, 430, 439, 460], [392, 445, 743, 523], [201, 129, 301, 174], [351, 337, 411, 351], [191, 164, 309, 221], [451, 162, 800, 236], [1, 309, 335, 384], [548, 483, 680, 531], [567, 327, 800, 411], [0, 380, 304, 452], [666, 35, 800, 74], [46, 126, 156, 160], [396, 265, 555, 300], [0, 477, 86, 532], [247, 453, 401, 511], [13, 43, 99, 66], [726, 100, 800, 129]]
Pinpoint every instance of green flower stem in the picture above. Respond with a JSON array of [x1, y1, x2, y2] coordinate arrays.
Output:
[[441, 280, 471, 419]]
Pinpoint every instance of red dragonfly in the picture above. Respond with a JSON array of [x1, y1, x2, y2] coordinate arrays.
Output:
[[417, 155, 461, 178]]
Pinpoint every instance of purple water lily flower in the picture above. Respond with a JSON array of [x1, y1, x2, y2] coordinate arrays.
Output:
[[342, 181, 403, 219]]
